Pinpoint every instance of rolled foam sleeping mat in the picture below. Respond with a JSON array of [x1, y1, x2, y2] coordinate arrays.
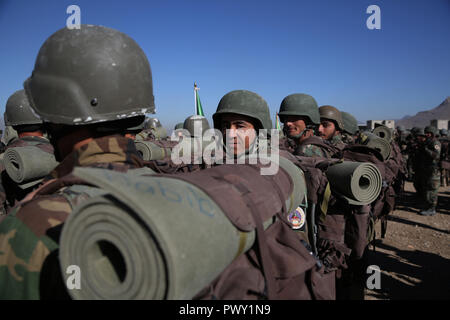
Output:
[[362, 131, 391, 161], [60, 161, 303, 300], [135, 141, 171, 161], [3, 146, 58, 184], [325, 161, 382, 205], [373, 125, 393, 142]]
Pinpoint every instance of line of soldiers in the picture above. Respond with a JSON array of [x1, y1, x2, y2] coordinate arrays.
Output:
[[396, 125, 447, 216], [0, 24, 417, 300]]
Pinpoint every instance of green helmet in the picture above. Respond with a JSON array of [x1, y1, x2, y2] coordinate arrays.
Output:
[[396, 125, 406, 132], [144, 118, 162, 130], [278, 93, 320, 125], [319, 105, 344, 131], [439, 129, 448, 136], [424, 126, 438, 136], [24, 25, 155, 126], [416, 128, 425, 136], [411, 127, 421, 136], [174, 122, 184, 130], [183, 115, 210, 137], [4, 89, 42, 126], [213, 90, 272, 130], [341, 111, 358, 135]]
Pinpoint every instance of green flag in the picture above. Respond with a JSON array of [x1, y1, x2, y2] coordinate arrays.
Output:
[[276, 112, 282, 131], [194, 83, 205, 116]]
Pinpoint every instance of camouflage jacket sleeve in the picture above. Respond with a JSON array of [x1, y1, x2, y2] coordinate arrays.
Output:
[[423, 140, 441, 162], [0, 194, 71, 299]]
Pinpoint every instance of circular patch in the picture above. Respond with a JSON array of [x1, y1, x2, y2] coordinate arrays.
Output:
[[435, 144, 440, 151], [287, 206, 306, 230]]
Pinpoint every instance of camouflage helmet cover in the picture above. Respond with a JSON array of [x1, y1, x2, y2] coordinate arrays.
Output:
[[24, 25, 155, 126]]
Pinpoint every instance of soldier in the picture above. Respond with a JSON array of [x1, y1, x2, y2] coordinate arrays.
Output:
[[183, 115, 210, 137], [318, 105, 346, 155], [212, 90, 273, 159], [341, 112, 359, 145], [406, 127, 422, 182], [438, 129, 449, 187], [0, 90, 55, 213], [416, 126, 441, 216], [277, 93, 334, 158], [199, 89, 336, 300], [0, 24, 155, 299]]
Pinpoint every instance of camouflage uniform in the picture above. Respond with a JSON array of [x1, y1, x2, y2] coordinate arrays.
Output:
[[294, 135, 334, 158], [0, 24, 156, 299], [416, 133, 441, 215], [438, 134, 449, 187], [0, 136, 145, 299]]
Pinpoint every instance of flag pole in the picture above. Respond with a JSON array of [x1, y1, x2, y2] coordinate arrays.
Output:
[[194, 82, 197, 115]]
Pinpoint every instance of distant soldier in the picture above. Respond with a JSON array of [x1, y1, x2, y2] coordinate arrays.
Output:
[[318, 105, 346, 156], [406, 127, 421, 182], [135, 117, 168, 141], [341, 111, 359, 145], [416, 126, 441, 216], [438, 129, 449, 187], [277, 93, 334, 158], [0, 90, 55, 213]]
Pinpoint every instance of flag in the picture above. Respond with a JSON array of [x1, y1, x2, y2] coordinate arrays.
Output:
[[276, 112, 282, 131], [194, 83, 205, 116]]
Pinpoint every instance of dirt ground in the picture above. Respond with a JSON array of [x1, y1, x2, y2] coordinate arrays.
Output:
[[364, 181, 450, 300]]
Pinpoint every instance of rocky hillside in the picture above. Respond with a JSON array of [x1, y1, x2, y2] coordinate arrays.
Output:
[[396, 97, 450, 129]]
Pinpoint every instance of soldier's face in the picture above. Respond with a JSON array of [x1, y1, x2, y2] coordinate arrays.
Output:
[[319, 120, 337, 140], [417, 135, 426, 143], [281, 116, 307, 139], [219, 114, 257, 156]]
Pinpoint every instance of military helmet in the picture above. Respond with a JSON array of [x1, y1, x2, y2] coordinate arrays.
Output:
[[439, 129, 448, 136], [4, 89, 42, 126], [341, 111, 358, 135], [411, 127, 421, 136], [278, 93, 320, 125], [319, 105, 344, 131], [396, 125, 406, 132], [183, 115, 210, 137], [424, 126, 438, 136], [213, 90, 272, 130], [144, 117, 162, 130], [416, 128, 425, 136], [174, 122, 184, 130], [24, 25, 155, 126]]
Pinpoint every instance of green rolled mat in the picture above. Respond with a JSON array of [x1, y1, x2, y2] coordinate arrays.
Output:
[[361, 131, 391, 161], [3, 146, 58, 185], [60, 168, 261, 299], [325, 161, 382, 205], [135, 141, 171, 161], [373, 125, 393, 142]]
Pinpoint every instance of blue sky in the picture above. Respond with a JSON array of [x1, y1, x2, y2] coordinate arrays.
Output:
[[0, 0, 449, 130]]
